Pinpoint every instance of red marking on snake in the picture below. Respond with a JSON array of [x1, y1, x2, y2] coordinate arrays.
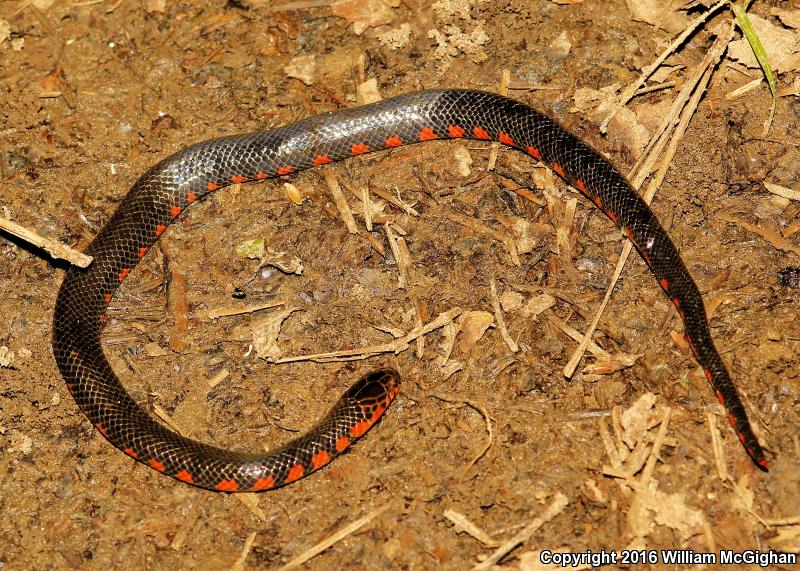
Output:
[[252, 476, 275, 491], [335, 436, 351, 453], [311, 451, 331, 470], [593, 195, 603, 208], [526, 146, 542, 160], [187, 192, 197, 203], [138, 247, 149, 259], [707, 371, 715, 383], [215, 480, 238, 492], [660, 278, 669, 291], [96, 423, 108, 438], [155, 224, 166, 236], [231, 174, 248, 183], [551, 162, 565, 178], [175, 470, 193, 484], [206, 182, 220, 191], [608, 210, 619, 224], [349, 420, 371, 438], [285, 464, 304, 483], [352, 143, 370, 155], [419, 127, 437, 141], [104, 294, 112, 305], [313, 154, 331, 165], [716, 390, 725, 404], [149, 459, 165, 472], [255, 171, 268, 179], [276, 166, 295, 175], [498, 131, 515, 146], [118, 268, 130, 281], [757, 457, 769, 469], [625, 228, 634, 241], [473, 126, 491, 140], [385, 135, 402, 147], [170, 206, 181, 218], [124, 448, 137, 459], [576, 179, 587, 194], [448, 125, 465, 138]]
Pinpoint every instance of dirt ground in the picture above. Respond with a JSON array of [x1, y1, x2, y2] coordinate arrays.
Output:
[[1, 0, 799, 569]]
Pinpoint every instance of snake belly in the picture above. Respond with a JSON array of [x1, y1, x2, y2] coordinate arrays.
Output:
[[52, 89, 767, 492]]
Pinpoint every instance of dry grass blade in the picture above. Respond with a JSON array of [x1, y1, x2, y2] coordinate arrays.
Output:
[[639, 406, 671, 485], [490, 280, 518, 353], [202, 301, 284, 320], [229, 531, 257, 571], [706, 410, 729, 482], [720, 213, 800, 258], [471, 493, 569, 571], [730, 0, 777, 134], [444, 210, 520, 266], [564, 23, 733, 379], [600, 0, 728, 133], [322, 170, 359, 234], [275, 307, 463, 363], [277, 504, 391, 571], [0, 215, 92, 267]]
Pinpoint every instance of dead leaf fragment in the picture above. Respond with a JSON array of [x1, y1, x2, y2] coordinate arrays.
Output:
[[356, 78, 382, 105], [583, 352, 640, 375], [545, 31, 572, 60], [772, 8, 800, 31], [331, 0, 394, 35], [520, 293, 556, 318], [283, 54, 317, 85], [145, 0, 167, 12], [0, 19, 10, 45], [728, 14, 800, 73], [378, 23, 412, 49], [627, 479, 708, 542], [621, 392, 657, 449], [0, 346, 14, 368], [457, 311, 494, 352], [252, 307, 301, 361], [626, 0, 689, 32], [499, 290, 524, 312]]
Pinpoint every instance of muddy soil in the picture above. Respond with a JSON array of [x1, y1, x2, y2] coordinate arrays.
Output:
[[1, 1, 798, 569]]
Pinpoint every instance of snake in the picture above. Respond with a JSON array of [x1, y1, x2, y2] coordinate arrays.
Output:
[[52, 89, 768, 492]]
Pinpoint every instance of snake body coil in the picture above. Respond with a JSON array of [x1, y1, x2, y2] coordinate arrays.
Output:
[[53, 90, 767, 492]]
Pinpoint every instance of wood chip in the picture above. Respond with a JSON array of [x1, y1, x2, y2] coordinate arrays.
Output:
[[764, 181, 800, 202], [444, 509, 500, 547]]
